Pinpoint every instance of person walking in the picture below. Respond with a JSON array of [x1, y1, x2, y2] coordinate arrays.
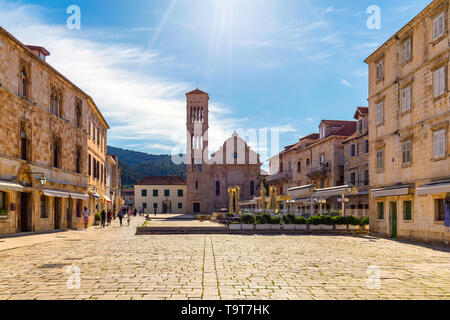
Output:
[[118, 209, 123, 227], [134, 208, 137, 217], [127, 212, 131, 227], [107, 210, 112, 226], [83, 207, 89, 230], [101, 209, 106, 228]]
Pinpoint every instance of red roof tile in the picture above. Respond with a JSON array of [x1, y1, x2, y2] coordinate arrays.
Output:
[[186, 89, 208, 95], [354, 107, 368, 119]]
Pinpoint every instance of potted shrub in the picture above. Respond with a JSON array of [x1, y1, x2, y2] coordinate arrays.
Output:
[[333, 216, 347, 230], [94, 212, 101, 225], [294, 216, 307, 230], [321, 215, 334, 230], [270, 216, 281, 230], [229, 220, 241, 230], [282, 214, 296, 230], [255, 214, 271, 230], [360, 217, 370, 230], [240, 214, 255, 230], [308, 215, 322, 230], [346, 216, 361, 230]]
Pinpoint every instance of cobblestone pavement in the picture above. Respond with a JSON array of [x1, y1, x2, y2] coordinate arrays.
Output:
[[0, 216, 449, 300]]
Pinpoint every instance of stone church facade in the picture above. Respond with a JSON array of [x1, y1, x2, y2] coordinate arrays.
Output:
[[185, 89, 262, 214]]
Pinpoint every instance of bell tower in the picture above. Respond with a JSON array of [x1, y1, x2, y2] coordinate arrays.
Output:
[[186, 89, 210, 214], [186, 89, 209, 168]]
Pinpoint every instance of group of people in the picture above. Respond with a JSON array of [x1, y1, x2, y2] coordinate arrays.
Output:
[[82, 206, 133, 229]]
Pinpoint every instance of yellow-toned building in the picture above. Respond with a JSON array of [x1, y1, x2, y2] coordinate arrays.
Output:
[[86, 98, 110, 216], [0, 27, 109, 234], [269, 120, 356, 213], [134, 176, 187, 214], [365, 0, 450, 244]]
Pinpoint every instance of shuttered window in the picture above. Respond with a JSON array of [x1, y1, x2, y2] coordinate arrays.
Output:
[[402, 37, 412, 63], [433, 66, 445, 97], [401, 86, 411, 112], [376, 60, 384, 81], [433, 129, 446, 158], [376, 102, 384, 125], [433, 12, 446, 41], [402, 140, 412, 164], [376, 150, 384, 170]]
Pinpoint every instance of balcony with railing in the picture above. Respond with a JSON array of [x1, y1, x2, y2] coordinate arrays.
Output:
[[267, 170, 293, 183], [306, 163, 330, 179]]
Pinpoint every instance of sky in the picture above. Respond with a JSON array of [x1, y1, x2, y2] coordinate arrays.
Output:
[[0, 0, 432, 168]]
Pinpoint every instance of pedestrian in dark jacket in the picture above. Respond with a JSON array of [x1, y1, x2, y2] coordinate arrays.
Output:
[[101, 210, 106, 228]]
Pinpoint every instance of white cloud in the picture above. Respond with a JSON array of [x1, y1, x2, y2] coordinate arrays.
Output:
[[341, 80, 352, 87], [0, 1, 257, 158]]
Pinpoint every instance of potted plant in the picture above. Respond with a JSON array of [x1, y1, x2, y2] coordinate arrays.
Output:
[[229, 220, 241, 230], [346, 216, 361, 230], [360, 217, 370, 230], [94, 212, 101, 226], [294, 216, 307, 230], [270, 215, 281, 230], [308, 215, 322, 230], [255, 214, 271, 230], [240, 214, 255, 230], [321, 215, 334, 230], [333, 216, 347, 230], [282, 214, 296, 230]]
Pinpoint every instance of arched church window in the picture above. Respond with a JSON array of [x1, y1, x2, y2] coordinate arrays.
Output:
[[20, 67, 30, 99], [76, 147, 82, 174], [216, 181, 220, 196], [20, 127, 28, 161]]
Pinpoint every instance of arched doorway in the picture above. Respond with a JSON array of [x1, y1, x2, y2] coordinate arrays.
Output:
[[16, 165, 33, 233]]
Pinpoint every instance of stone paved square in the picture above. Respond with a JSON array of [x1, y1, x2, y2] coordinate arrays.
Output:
[[0, 217, 449, 300]]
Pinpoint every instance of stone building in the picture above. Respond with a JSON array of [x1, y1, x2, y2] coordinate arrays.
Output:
[[185, 89, 262, 214], [342, 107, 370, 217], [106, 154, 122, 217], [134, 176, 186, 214], [0, 27, 109, 234], [86, 99, 109, 217], [121, 188, 135, 208], [365, 0, 450, 244], [270, 120, 356, 213]]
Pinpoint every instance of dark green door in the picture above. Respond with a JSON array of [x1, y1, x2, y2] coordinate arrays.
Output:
[[390, 202, 397, 238]]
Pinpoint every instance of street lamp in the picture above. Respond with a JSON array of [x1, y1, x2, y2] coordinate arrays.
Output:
[[39, 174, 47, 186], [25, 172, 47, 187]]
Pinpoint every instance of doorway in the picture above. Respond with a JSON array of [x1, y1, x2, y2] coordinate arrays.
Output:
[[193, 202, 200, 214], [66, 199, 72, 229], [54, 198, 62, 230], [162, 202, 169, 214], [390, 201, 397, 238], [18, 192, 31, 232]]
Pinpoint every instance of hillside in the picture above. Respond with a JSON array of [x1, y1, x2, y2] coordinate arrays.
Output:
[[107, 146, 186, 187]]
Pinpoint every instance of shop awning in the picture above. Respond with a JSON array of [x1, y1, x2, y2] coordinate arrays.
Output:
[[43, 189, 70, 198], [287, 184, 313, 198], [372, 185, 411, 198], [347, 191, 370, 197], [69, 193, 90, 200], [312, 185, 358, 198], [293, 197, 312, 204], [103, 195, 111, 203], [0, 180, 24, 192], [239, 200, 256, 206], [417, 181, 450, 196]]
